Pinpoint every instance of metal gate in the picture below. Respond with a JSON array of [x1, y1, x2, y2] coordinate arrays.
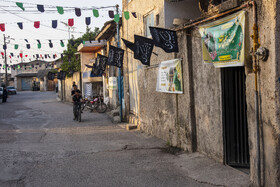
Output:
[[221, 67, 250, 168], [21, 78, 32, 91]]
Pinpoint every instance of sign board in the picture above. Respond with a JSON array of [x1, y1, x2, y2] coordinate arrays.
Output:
[[199, 11, 245, 68], [108, 77, 117, 90], [156, 59, 183, 94]]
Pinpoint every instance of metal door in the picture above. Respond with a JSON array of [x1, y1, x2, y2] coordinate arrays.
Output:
[[21, 78, 32, 91], [221, 67, 250, 167]]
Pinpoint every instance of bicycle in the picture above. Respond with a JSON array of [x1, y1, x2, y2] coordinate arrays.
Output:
[[74, 102, 82, 122]]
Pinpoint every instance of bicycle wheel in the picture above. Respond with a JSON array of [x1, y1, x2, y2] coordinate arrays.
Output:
[[78, 107, 81, 122], [96, 102, 107, 113]]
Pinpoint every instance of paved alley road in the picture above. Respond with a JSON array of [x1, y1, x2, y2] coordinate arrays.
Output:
[[0, 91, 215, 187]]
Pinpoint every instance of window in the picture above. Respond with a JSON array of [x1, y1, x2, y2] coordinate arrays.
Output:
[[199, 0, 229, 12], [144, 12, 154, 37], [156, 14, 160, 26]]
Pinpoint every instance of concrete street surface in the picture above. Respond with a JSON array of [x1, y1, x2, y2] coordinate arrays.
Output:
[[0, 91, 249, 187]]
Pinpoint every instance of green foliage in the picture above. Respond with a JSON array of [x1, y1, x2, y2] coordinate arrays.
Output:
[[60, 26, 100, 77]]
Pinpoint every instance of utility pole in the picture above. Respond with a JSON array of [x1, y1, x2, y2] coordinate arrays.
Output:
[[116, 4, 123, 122], [3, 34, 8, 87]]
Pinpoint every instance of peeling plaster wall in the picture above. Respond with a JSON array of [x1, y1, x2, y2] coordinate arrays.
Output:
[[122, 0, 280, 185]]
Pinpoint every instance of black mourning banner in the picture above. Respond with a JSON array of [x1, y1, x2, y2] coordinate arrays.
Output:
[[96, 54, 108, 72], [149, 27, 179, 53], [92, 63, 101, 76], [107, 45, 124, 68], [122, 38, 136, 51], [134, 35, 154, 66]]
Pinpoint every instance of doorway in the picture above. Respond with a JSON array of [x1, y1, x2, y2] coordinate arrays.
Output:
[[221, 67, 250, 168]]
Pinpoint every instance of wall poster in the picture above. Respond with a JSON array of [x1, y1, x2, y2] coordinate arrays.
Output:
[[199, 11, 245, 68], [156, 59, 183, 94]]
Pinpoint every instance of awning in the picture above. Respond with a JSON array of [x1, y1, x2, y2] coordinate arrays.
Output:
[[77, 40, 106, 53], [16, 73, 37, 77]]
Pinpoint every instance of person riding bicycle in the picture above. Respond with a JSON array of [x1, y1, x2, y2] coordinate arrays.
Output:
[[71, 85, 82, 120]]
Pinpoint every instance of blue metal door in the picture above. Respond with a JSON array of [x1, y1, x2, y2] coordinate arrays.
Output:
[[21, 78, 32, 91]]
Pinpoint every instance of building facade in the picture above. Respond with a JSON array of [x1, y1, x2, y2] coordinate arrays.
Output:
[[121, 0, 280, 186]]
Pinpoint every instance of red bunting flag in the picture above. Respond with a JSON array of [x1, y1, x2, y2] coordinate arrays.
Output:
[[9, 56, 11, 59], [34, 21, 40, 29], [20, 53, 23, 58], [68, 19, 74, 27], [25, 55, 28, 57], [1, 52, 4, 56], [0, 24, 5, 32]]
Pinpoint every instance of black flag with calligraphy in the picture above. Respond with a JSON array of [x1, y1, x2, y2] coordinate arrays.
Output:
[[134, 35, 154, 66], [122, 38, 136, 51], [149, 27, 178, 53], [107, 45, 124, 68], [96, 54, 108, 72], [47, 72, 55, 80], [92, 63, 101, 76]]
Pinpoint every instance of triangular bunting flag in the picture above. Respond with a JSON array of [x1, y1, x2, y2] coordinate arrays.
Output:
[[85, 17, 91, 25], [45, 54, 48, 58], [19, 53, 23, 58], [14, 44, 18, 49], [132, 12, 137, 18], [1, 52, 4, 56], [56, 6, 64, 14], [37, 43, 41, 49], [26, 44, 30, 49], [68, 19, 74, 27], [24, 39, 28, 43], [93, 9, 99, 17], [37, 4, 44, 12], [70, 40, 74, 46], [37, 40, 41, 44], [3, 45, 7, 50], [17, 22, 23, 29], [114, 14, 120, 23], [60, 40, 65, 47], [52, 20, 57, 28], [16, 2, 25, 11], [109, 10, 114, 18], [49, 40, 53, 48], [34, 21, 40, 29], [0, 24, 5, 32], [124, 11, 130, 20], [75, 8, 81, 17], [149, 27, 179, 53], [10, 53, 14, 57]]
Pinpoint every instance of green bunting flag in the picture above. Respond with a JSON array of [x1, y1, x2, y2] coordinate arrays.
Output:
[[124, 11, 130, 20], [16, 2, 25, 11], [60, 40, 65, 47], [37, 43, 41, 49], [56, 6, 64, 14], [114, 14, 120, 23], [14, 44, 18, 50], [93, 9, 99, 17], [17, 65, 20, 69], [83, 40, 85, 45]]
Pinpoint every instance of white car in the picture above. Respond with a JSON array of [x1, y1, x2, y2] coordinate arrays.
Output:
[[0, 87, 3, 99], [7, 86, 17, 95]]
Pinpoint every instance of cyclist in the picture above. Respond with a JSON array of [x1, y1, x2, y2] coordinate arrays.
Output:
[[71, 85, 82, 120]]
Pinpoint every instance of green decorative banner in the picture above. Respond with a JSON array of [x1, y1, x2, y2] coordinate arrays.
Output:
[[199, 11, 245, 68]]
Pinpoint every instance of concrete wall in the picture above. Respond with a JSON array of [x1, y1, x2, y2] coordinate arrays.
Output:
[[61, 72, 81, 102]]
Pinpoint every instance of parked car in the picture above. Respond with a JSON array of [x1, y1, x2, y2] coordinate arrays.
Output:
[[7, 86, 17, 95], [0, 87, 3, 99]]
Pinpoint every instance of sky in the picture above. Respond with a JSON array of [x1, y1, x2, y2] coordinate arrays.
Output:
[[0, 0, 122, 73]]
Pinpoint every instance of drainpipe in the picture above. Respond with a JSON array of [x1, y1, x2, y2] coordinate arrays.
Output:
[[251, 1, 261, 186], [116, 4, 123, 122]]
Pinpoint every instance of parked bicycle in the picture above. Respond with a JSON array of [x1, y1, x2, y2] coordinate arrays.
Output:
[[82, 95, 107, 113]]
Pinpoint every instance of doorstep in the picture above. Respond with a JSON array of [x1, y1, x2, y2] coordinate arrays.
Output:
[[172, 152, 250, 186]]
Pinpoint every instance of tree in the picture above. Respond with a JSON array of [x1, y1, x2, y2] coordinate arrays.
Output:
[[60, 27, 100, 76]]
